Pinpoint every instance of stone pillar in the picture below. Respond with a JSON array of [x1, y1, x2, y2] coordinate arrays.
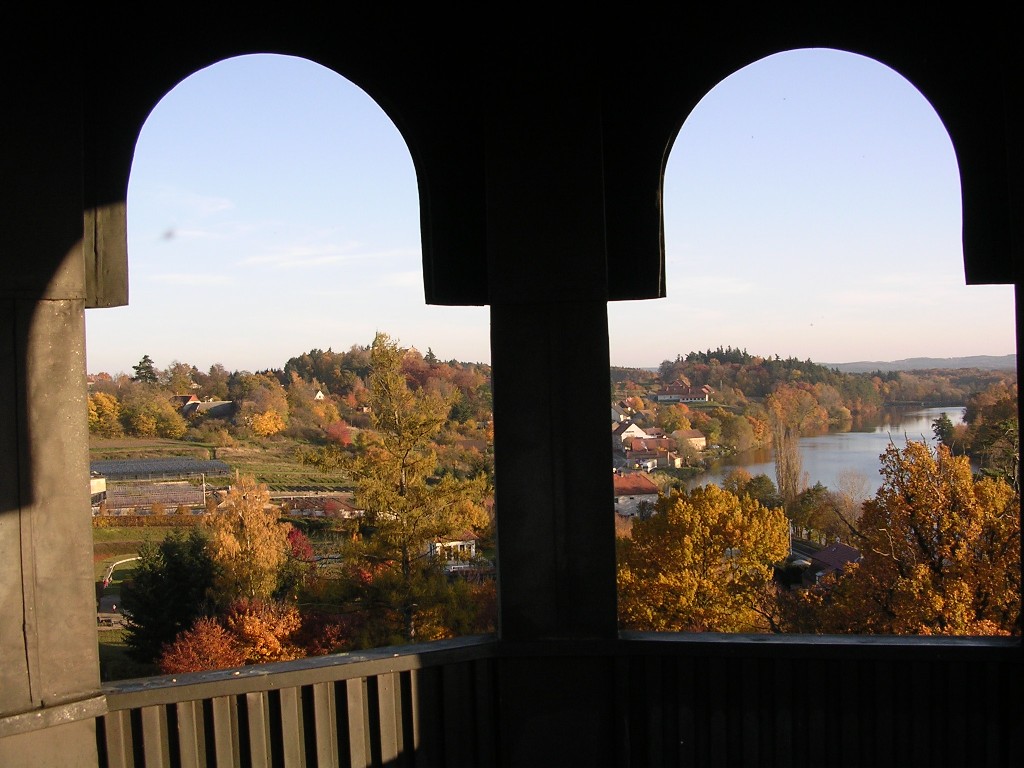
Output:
[[0, 71, 105, 766]]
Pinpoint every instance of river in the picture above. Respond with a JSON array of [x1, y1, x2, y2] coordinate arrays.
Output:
[[688, 406, 967, 499]]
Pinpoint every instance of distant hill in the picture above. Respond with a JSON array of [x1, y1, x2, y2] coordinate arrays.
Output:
[[828, 355, 1017, 373]]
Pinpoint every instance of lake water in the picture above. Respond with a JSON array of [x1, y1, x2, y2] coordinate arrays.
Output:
[[689, 406, 967, 499]]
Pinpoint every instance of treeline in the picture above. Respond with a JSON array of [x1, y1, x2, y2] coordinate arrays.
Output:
[[87, 344, 493, 450], [646, 348, 1015, 407]]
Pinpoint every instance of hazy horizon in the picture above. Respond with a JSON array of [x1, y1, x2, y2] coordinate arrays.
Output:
[[88, 346, 1016, 377]]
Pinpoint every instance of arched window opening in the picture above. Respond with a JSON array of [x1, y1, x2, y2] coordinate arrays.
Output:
[[85, 54, 495, 681], [611, 49, 1018, 636]]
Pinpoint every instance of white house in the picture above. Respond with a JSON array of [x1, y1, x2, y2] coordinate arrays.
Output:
[[612, 472, 660, 517]]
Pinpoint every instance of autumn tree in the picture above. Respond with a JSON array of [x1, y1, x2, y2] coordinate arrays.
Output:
[[806, 441, 1020, 635], [766, 384, 827, 508], [206, 476, 292, 602], [617, 484, 790, 633], [193, 363, 231, 401], [88, 392, 123, 437], [231, 371, 290, 437], [964, 383, 1019, 491], [344, 333, 490, 641], [790, 482, 851, 543], [118, 383, 187, 439], [157, 617, 246, 674], [162, 360, 198, 394], [221, 598, 304, 664], [158, 599, 307, 674], [284, 370, 340, 438], [932, 412, 956, 446]]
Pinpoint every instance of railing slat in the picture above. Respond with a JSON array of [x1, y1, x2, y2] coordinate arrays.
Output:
[[443, 662, 474, 766], [211, 695, 240, 768], [376, 672, 401, 765], [174, 700, 206, 768], [312, 681, 339, 768], [345, 678, 370, 768], [101, 709, 134, 768], [244, 691, 272, 768], [408, 668, 422, 760], [278, 686, 306, 767], [140, 705, 171, 768], [473, 658, 497, 768]]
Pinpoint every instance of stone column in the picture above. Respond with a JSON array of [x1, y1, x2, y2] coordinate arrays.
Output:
[[0, 72, 107, 767]]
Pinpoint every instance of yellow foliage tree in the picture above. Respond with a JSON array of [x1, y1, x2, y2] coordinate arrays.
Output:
[[88, 392, 124, 437], [250, 409, 287, 437], [617, 484, 790, 633], [766, 384, 828, 507], [206, 476, 291, 602], [808, 441, 1020, 635]]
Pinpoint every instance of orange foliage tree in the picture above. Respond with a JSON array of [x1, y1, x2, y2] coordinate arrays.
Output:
[[159, 600, 309, 674], [158, 617, 246, 674], [802, 441, 1020, 635]]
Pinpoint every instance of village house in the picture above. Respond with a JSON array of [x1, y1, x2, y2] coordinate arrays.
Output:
[[625, 436, 678, 470], [653, 381, 714, 403], [612, 472, 660, 517], [803, 542, 863, 586], [170, 393, 200, 409], [429, 531, 479, 566], [181, 399, 236, 419], [612, 420, 647, 445], [672, 428, 707, 451]]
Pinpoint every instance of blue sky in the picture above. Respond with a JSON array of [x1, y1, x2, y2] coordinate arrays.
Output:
[[85, 50, 1016, 374]]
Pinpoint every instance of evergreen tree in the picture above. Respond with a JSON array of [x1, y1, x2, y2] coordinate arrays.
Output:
[[121, 528, 216, 663], [132, 354, 159, 383]]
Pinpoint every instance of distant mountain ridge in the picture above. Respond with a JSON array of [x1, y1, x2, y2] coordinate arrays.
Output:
[[827, 355, 1017, 373]]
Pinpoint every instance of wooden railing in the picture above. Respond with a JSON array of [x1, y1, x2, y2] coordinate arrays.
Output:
[[98, 636, 499, 768], [98, 634, 1022, 767]]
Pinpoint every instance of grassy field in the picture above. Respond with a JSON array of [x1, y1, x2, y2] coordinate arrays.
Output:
[[213, 442, 351, 491], [97, 627, 156, 682], [90, 436, 352, 492], [89, 437, 217, 460], [93, 527, 171, 581]]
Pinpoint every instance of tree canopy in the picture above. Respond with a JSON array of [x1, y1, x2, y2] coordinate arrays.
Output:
[[206, 476, 292, 602], [617, 484, 790, 633], [798, 441, 1020, 635], [346, 333, 490, 640], [131, 354, 159, 383]]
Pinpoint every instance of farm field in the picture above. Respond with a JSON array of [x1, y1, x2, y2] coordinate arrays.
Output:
[[90, 436, 352, 493]]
